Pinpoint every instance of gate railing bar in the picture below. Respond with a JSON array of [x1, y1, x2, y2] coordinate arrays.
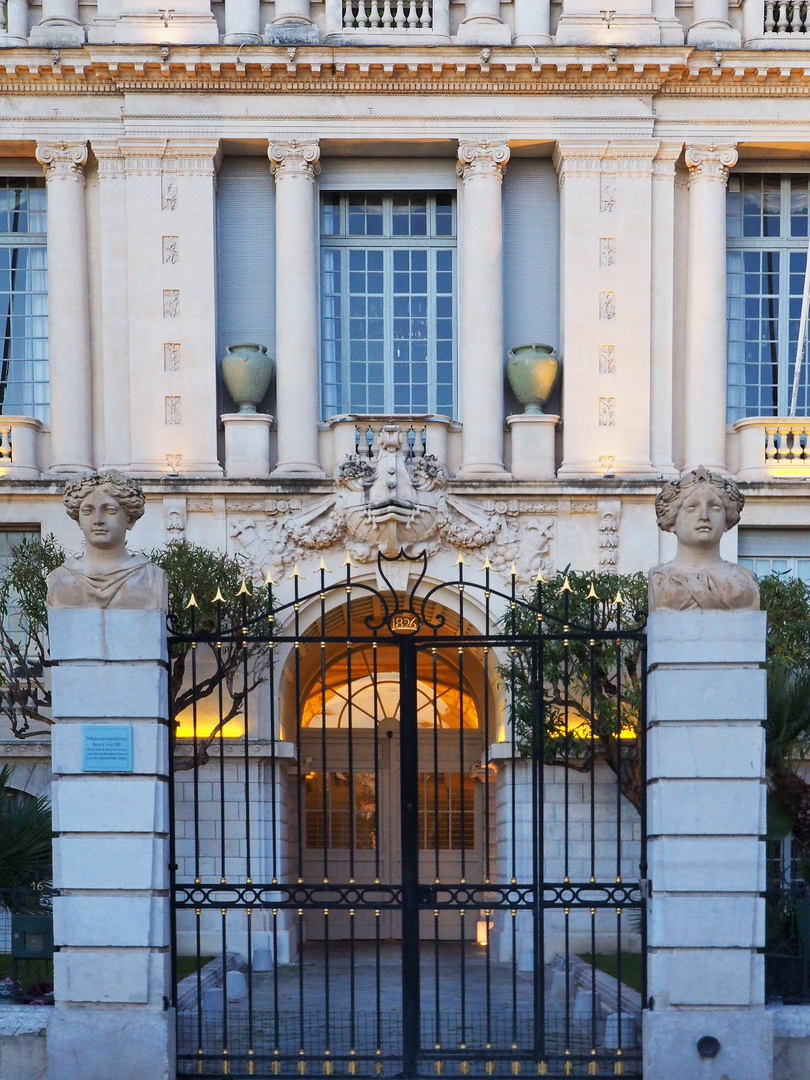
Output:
[[399, 636, 421, 1078]]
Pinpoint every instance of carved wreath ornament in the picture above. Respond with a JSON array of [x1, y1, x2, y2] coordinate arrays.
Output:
[[227, 424, 554, 583]]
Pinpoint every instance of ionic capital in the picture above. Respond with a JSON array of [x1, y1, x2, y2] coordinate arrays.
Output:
[[684, 144, 738, 183], [36, 141, 88, 181], [268, 140, 321, 181], [456, 140, 510, 182]]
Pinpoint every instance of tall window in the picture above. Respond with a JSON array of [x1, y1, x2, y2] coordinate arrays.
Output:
[[727, 174, 810, 422], [0, 180, 48, 422], [320, 193, 456, 418]]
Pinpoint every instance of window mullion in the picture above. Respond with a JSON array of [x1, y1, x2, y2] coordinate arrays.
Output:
[[341, 245, 352, 414], [427, 247, 437, 415], [778, 248, 791, 416], [384, 246, 394, 414]]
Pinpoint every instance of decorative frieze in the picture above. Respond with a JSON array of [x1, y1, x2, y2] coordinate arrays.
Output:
[[456, 140, 510, 181], [163, 290, 179, 318], [599, 345, 616, 374], [599, 397, 615, 426], [599, 237, 616, 268], [599, 291, 616, 320], [165, 396, 181, 425], [684, 144, 738, 183], [35, 141, 88, 181], [166, 453, 182, 472], [599, 508, 620, 571], [161, 174, 178, 210], [268, 140, 321, 181], [164, 343, 181, 372], [162, 236, 179, 265], [600, 175, 616, 212]]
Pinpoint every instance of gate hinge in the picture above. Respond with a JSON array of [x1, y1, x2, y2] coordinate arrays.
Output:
[[639, 878, 651, 900]]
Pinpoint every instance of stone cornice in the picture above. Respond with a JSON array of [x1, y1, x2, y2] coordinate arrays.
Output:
[[5, 46, 810, 95]]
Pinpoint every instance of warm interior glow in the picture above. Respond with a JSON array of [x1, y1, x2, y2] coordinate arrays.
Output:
[[174, 702, 245, 740], [302, 672, 479, 729]]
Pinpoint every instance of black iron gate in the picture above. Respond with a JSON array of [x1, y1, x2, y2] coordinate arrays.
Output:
[[169, 552, 647, 1079]]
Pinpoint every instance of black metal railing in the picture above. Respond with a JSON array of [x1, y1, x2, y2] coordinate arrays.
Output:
[[765, 874, 810, 1004], [0, 880, 56, 1005]]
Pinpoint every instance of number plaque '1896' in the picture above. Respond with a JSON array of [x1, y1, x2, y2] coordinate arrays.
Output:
[[389, 612, 420, 635]]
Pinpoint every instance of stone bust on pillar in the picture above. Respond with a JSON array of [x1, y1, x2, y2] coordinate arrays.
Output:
[[649, 466, 759, 611], [47, 471, 167, 610]]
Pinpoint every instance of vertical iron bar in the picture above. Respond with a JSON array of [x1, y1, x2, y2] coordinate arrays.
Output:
[[640, 637, 649, 1014], [168, 648, 178, 1018], [399, 636, 421, 1078]]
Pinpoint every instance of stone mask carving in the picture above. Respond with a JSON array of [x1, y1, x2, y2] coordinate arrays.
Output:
[[649, 466, 759, 611], [47, 471, 166, 610]]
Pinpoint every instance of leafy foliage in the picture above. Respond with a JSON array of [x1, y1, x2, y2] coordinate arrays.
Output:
[[0, 765, 52, 900], [0, 536, 272, 765], [499, 570, 648, 812]]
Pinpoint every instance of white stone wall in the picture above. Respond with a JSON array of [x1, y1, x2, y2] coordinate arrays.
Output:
[[492, 758, 642, 965]]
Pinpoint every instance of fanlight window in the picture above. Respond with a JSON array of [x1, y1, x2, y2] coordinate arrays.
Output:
[[301, 670, 479, 730]]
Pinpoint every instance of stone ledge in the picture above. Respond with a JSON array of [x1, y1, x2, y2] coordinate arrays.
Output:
[[0, 1004, 50, 1037]]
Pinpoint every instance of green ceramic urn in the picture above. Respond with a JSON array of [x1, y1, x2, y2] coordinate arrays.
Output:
[[220, 343, 275, 414], [506, 344, 560, 414]]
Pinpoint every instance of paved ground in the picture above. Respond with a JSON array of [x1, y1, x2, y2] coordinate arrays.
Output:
[[177, 942, 642, 1076]]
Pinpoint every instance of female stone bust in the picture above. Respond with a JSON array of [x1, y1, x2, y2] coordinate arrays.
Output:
[[47, 471, 166, 610], [649, 466, 759, 612]]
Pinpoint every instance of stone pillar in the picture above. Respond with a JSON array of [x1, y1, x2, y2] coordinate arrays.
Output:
[[686, 0, 741, 46], [456, 0, 511, 44], [513, 0, 552, 43], [46, 600, 174, 1080], [649, 143, 681, 478], [36, 142, 93, 474], [268, 140, 324, 477], [222, 412, 273, 476], [92, 143, 131, 469], [683, 144, 737, 473], [29, 0, 84, 45], [266, 0, 319, 42], [5, 0, 30, 43], [644, 610, 772, 1080], [456, 140, 510, 477], [223, 0, 262, 41], [555, 0, 660, 45], [506, 413, 558, 479]]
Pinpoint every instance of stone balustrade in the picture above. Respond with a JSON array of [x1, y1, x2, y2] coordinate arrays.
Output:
[[342, 0, 432, 30], [319, 414, 461, 476], [764, 0, 809, 33], [729, 416, 810, 479], [0, 416, 43, 479]]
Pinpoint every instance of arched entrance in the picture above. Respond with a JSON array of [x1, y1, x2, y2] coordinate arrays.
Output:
[[290, 597, 489, 941]]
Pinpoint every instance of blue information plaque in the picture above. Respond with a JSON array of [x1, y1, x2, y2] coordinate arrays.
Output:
[[82, 724, 133, 773]]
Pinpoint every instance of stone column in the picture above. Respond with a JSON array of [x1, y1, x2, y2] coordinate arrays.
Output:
[[683, 144, 737, 473], [29, 0, 84, 45], [649, 143, 681, 478], [456, 140, 510, 477], [36, 142, 93, 474], [456, 0, 511, 43], [644, 610, 772, 1080], [92, 143, 131, 469], [46, 598, 173, 1080], [513, 0, 552, 43], [223, 0, 262, 42], [268, 140, 324, 477], [686, 0, 741, 46]]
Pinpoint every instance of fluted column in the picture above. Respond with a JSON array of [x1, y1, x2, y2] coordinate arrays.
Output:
[[456, 140, 510, 477], [269, 140, 324, 477], [683, 144, 737, 473], [36, 141, 93, 473]]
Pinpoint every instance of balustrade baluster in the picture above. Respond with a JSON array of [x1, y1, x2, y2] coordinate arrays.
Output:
[[382, 0, 394, 24], [344, 0, 355, 26], [790, 0, 802, 30], [407, 0, 419, 25], [356, 0, 369, 27], [419, 0, 431, 25], [369, 0, 381, 26], [765, 0, 777, 29], [0, 425, 11, 462], [394, 0, 406, 27], [765, 428, 778, 463], [777, 0, 789, 30]]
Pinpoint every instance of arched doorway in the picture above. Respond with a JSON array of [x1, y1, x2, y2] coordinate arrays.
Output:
[[287, 596, 490, 941]]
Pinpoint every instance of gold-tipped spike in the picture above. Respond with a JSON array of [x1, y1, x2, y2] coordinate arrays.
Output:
[[614, 589, 625, 605], [344, 552, 356, 567], [185, 593, 199, 609], [316, 556, 332, 574], [212, 587, 226, 604], [237, 579, 252, 596], [508, 562, 518, 577], [453, 552, 466, 567], [559, 575, 574, 593], [483, 555, 492, 570], [586, 581, 599, 600], [534, 569, 547, 584], [291, 564, 302, 578], [264, 570, 278, 587]]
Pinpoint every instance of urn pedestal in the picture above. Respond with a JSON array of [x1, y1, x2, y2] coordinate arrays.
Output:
[[222, 413, 273, 478]]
